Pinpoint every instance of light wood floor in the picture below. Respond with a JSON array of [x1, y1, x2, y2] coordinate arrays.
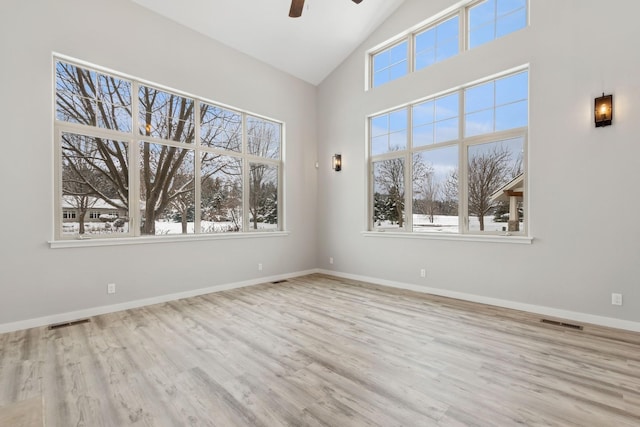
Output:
[[1, 274, 639, 426]]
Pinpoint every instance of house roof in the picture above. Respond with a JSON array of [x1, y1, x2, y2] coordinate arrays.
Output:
[[490, 173, 524, 203], [61, 196, 125, 210]]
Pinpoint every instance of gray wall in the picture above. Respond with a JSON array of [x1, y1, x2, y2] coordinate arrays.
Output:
[[1, 0, 639, 331], [0, 0, 318, 326], [317, 0, 640, 325]]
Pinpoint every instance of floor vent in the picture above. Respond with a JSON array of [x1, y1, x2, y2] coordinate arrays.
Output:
[[272, 280, 288, 284], [540, 319, 583, 330], [48, 319, 91, 330]]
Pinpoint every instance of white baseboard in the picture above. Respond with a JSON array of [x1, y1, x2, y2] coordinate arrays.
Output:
[[4, 268, 638, 335], [318, 269, 640, 333], [0, 269, 320, 334]]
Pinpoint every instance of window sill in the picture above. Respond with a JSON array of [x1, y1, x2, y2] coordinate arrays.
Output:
[[361, 231, 533, 244], [49, 231, 290, 249]]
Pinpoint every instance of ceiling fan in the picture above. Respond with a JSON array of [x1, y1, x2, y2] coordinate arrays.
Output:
[[289, 0, 364, 18]]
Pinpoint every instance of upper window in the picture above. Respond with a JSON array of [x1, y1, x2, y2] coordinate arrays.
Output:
[[468, 0, 527, 49], [415, 16, 459, 72], [369, 70, 528, 235], [54, 58, 283, 240], [368, 0, 527, 88], [371, 41, 408, 88]]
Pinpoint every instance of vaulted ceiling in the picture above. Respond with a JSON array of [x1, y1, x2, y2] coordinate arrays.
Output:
[[131, 0, 405, 85]]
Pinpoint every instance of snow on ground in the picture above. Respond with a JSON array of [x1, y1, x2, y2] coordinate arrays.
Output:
[[62, 220, 277, 236], [382, 215, 520, 233]]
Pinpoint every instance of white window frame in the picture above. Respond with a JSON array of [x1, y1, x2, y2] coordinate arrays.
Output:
[[368, 67, 528, 237], [53, 55, 285, 244]]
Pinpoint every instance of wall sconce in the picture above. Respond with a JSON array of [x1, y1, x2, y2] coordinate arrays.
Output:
[[594, 93, 613, 127], [332, 154, 342, 171]]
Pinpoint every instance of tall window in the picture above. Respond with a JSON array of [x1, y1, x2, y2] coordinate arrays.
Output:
[[369, 70, 528, 235], [368, 0, 527, 88], [54, 58, 283, 240]]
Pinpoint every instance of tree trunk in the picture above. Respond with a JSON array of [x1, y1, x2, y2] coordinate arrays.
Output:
[[143, 204, 156, 235], [181, 212, 188, 234], [78, 209, 85, 234]]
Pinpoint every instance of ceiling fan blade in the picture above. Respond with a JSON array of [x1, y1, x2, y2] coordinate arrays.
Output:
[[352, 0, 364, 4], [289, 0, 305, 18]]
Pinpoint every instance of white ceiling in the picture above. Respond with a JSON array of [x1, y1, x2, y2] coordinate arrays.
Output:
[[131, 0, 405, 85]]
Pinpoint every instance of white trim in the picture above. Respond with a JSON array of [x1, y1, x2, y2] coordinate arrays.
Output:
[[318, 270, 640, 333], [49, 231, 290, 249], [0, 269, 319, 335], [361, 230, 532, 244]]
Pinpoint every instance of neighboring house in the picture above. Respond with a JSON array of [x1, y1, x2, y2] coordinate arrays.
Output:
[[61, 196, 126, 223], [490, 173, 524, 232]]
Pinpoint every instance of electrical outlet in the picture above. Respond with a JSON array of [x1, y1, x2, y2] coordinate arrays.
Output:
[[107, 283, 116, 294], [258, 263, 263, 271], [611, 293, 623, 306], [420, 269, 426, 278], [329, 257, 334, 265]]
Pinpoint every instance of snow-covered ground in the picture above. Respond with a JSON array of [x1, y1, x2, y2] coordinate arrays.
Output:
[[62, 220, 277, 236], [379, 214, 520, 233]]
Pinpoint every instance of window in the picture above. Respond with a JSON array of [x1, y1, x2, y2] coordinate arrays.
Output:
[[369, 70, 528, 235], [62, 210, 77, 219], [368, 0, 527, 88], [54, 58, 283, 240], [371, 41, 408, 88], [370, 108, 408, 155], [415, 16, 459, 71], [412, 92, 459, 146], [465, 71, 528, 137], [468, 0, 527, 49]]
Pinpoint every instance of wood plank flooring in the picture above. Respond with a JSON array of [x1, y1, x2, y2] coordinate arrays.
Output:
[[1, 273, 639, 426], [0, 396, 44, 427]]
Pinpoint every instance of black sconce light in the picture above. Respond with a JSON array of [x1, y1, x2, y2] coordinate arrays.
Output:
[[594, 93, 613, 127], [332, 154, 342, 171]]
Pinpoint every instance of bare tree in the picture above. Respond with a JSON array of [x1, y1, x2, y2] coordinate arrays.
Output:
[[417, 169, 439, 224], [374, 154, 428, 228], [61, 133, 128, 234], [246, 117, 280, 229], [467, 144, 513, 231], [374, 157, 405, 227], [139, 86, 196, 234], [57, 62, 275, 235], [442, 169, 459, 216]]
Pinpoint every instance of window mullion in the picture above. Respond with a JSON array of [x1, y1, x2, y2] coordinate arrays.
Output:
[[131, 80, 141, 237], [194, 101, 202, 234], [459, 87, 468, 234], [54, 126, 62, 240], [405, 152, 412, 232], [405, 106, 413, 231], [407, 35, 415, 74], [460, 8, 467, 52], [242, 113, 249, 232]]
